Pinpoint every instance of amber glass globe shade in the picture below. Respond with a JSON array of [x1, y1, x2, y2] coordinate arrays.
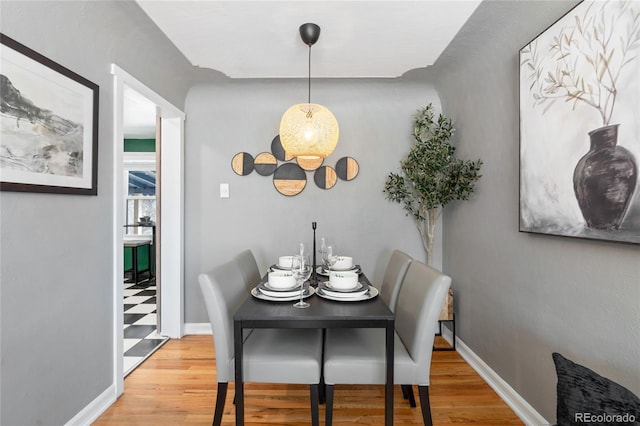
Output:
[[279, 103, 339, 160]]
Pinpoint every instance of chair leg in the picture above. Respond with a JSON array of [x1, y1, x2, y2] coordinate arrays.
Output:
[[213, 382, 228, 426], [325, 384, 334, 426], [319, 376, 326, 404], [402, 384, 416, 407], [309, 384, 320, 426], [418, 385, 433, 426]]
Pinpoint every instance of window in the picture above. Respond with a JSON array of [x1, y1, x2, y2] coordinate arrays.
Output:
[[124, 153, 156, 236]]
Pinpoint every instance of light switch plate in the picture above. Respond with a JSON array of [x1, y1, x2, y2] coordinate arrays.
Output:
[[220, 183, 229, 198]]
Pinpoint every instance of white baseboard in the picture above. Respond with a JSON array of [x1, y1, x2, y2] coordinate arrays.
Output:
[[440, 325, 550, 426], [67, 325, 211, 425], [65, 384, 116, 426], [184, 322, 211, 335]]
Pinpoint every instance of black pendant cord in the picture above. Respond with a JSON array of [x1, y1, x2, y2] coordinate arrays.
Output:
[[308, 44, 312, 104]]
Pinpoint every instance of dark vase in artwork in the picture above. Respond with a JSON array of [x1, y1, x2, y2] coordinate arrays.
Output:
[[573, 124, 638, 230]]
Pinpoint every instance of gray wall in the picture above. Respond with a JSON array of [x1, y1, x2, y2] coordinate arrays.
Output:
[[429, 1, 640, 422], [4, 1, 637, 424], [0, 1, 195, 424], [184, 77, 440, 322]]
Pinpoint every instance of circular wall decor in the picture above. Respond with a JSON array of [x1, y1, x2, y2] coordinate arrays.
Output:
[[336, 156, 359, 181], [254, 152, 278, 176], [231, 152, 254, 176], [314, 166, 337, 190], [271, 135, 294, 162], [273, 163, 307, 196], [297, 156, 324, 171]]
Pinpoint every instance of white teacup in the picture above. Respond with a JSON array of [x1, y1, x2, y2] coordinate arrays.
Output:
[[278, 255, 300, 269], [330, 256, 353, 271], [328, 271, 359, 290], [268, 271, 296, 289]]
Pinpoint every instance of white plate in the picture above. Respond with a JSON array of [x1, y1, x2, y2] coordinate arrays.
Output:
[[271, 264, 292, 271], [322, 287, 369, 298], [262, 281, 300, 292], [258, 285, 303, 298], [316, 266, 360, 276], [252, 286, 315, 301], [316, 286, 378, 302], [322, 281, 364, 293]]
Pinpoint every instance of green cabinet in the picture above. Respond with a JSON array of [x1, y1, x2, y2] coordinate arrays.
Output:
[[124, 240, 154, 283]]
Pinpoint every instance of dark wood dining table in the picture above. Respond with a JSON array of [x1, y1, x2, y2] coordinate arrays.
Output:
[[233, 271, 395, 426]]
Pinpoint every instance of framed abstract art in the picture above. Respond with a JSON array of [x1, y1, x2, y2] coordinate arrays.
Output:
[[1, 33, 99, 195], [519, 0, 640, 244]]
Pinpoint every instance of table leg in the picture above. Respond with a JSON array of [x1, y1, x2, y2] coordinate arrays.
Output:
[[319, 328, 326, 404], [234, 321, 244, 426], [385, 319, 394, 426]]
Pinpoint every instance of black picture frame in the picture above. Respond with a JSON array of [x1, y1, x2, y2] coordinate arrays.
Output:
[[1, 33, 99, 195]]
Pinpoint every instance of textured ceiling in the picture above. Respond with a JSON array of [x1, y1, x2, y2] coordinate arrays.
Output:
[[135, 0, 482, 79]]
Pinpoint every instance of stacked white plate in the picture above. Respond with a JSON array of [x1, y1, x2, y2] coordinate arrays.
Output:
[[252, 281, 315, 301], [316, 281, 378, 302], [316, 265, 361, 276]]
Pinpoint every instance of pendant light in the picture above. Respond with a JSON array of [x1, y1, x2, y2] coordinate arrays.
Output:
[[279, 23, 339, 161]]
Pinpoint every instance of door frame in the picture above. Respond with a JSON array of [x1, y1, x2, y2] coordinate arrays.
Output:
[[111, 64, 185, 396]]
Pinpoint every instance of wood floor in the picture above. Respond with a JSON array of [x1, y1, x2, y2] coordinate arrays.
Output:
[[94, 335, 523, 425]]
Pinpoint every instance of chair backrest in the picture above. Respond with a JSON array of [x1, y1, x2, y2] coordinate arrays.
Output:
[[379, 250, 412, 312], [394, 260, 451, 385], [198, 259, 248, 382], [234, 249, 261, 290]]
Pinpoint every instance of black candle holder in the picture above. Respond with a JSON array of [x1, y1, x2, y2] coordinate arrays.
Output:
[[312, 221, 317, 284]]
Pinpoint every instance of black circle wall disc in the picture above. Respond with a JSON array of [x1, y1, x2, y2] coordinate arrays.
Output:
[[254, 152, 278, 176], [336, 156, 359, 181], [273, 163, 307, 196], [314, 166, 337, 189], [231, 152, 254, 176]]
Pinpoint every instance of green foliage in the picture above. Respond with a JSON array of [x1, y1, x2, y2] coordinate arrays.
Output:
[[383, 103, 482, 262]]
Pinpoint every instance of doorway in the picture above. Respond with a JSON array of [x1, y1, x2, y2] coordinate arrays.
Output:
[[111, 64, 185, 396], [121, 114, 166, 374]]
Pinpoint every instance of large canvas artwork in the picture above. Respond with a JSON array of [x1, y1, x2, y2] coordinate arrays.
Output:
[[519, 0, 640, 244], [0, 34, 99, 195]]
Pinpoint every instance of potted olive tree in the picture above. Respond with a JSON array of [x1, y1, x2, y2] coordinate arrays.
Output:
[[384, 102, 482, 264], [384, 103, 482, 322]]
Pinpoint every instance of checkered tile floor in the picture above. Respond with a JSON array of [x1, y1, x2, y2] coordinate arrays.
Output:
[[124, 281, 169, 376]]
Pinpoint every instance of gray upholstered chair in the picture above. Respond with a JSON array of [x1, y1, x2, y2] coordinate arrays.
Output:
[[378, 249, 414, 403], [234, 249, 262, 291], [199, 259, 322, 426], [320, 250, 412, 400], [323, 260, 451, 426], [379, 249, 412, 313]]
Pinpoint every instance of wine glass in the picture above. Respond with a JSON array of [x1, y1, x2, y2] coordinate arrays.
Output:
[[323, 245, 337, 271], [292, 254, 312, 308], [319, 237, 327, 259]]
